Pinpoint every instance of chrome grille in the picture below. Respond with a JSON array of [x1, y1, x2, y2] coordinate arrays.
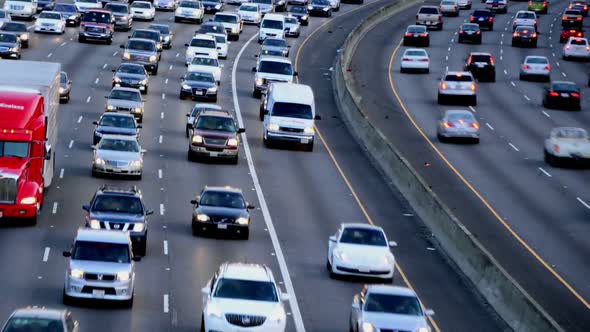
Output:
[[209, 215, 235, 223], [86, 26, 105, 33], [279, 127, 303, 133], [101, 221, 131, 231], [225, 313, 266, 327], [106, 160, 129, 167], [84, 273, 116, 281], [203, 138, 227, 145], [129, 53, 150, 62], [0, 177, 17, 204]]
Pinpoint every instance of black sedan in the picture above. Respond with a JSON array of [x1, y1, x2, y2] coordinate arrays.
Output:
[[308, 0, 332, 17], [543, 81, 581, 110], [288, 5, 310, 25], [0, 32, 21, 60], [0, 22, 29, 48], [92, 113, 142, 145], [59, 71, 72, 103], [470, 9, 494, 30], [403, 25, 429, 46], [191, 186, 254, 239], [53, 3, 81, 26], [458, 23, 481, 44], [112, 63, 150, 94], [512, 25, 538, 47], [180, 71, 218, 102], [464, 52, 496, 82]]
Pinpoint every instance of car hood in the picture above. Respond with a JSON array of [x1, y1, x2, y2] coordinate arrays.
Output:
[[196, 205, 248, 219], [188, 64, 220, 74], [335, 243, 392, 265], [127, 49, 156, 56], [310, 4, 330, 9], [285, 22, 299, 29], [36, 18, 61, 25], [262, 45, 287, 53], [194, 128, 235, 139], [96, 125, 138, 136], [89, 211, 145, 223], [107, 99, 142, 108], [96, 149, 141, 161], [256, 72, 293, 82], [218, 21, 239, 29], [207, 298, 283, 317], [70, 260, 132, 274], [185, 79, 216, 88], [112, 12, 130, 17], [116, 72, 146, 81], [0, 41, 17, 48], [0, 157, 27, 177], [82, 22, 110, 28], [363, 312, 428, 331]]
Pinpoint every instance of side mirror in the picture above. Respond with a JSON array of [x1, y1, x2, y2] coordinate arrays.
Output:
[[137, 125, 142, 129], [293, 71, 298, 76], [314, 115, 321, 120], [62, 251, 71, 257], [90, 145, 96, 150], [263, 109, 269, 115], [280, 293, 290, 301], [185, 43, 189, 47], [246, 203, 255, 209], [44, 143, 52, 160], [220, 64, 224, 68], [389, 241, 398, 247], [82, 204, 90, 211], [188, 123, 194, 129], [141, 149, 147, 153], [237, 127, 245, 133], [190, 199, 199, 205], [254, 54, 258, 58], [92, 121, 99, 125], [127, 36, 131, 38], [146, 209, 154, 216], [180, 77, 185, 80], [228, 41, 232, 45], [69, 80, 73, 84], [132, 256, 142, 262], [252, 67, 257, 72], [329, 235, 336, 242], [351, 302, 360, 310], [119, 45, 125, 48], [186, 112, 191, 117], [201, 287, 210, 296], [288, 45, 291, 48]]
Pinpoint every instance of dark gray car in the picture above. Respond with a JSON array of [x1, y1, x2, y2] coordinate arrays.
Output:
[[37, 0, 56, 12], [0, 22, 29, 48], [130, 28, 162, 52], [261, 38, 290, 57], [54, 3, 81, 26], [180, 71, 218, 101], [105, 87, 145, 122], [0, 32, 21, 59], [105, 3, 133, 30], [148, 23, 173, 49], [202, 0, 224, 13], [93, 112, 141, 144], [120, 38, 159, 74], [112, 62, 149, 93]]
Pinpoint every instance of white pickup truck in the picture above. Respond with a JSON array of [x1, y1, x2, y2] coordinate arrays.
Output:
[[416, 5, 443, 30]]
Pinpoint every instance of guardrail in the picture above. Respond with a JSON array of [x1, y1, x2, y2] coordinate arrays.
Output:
[[331, 1, 565, 331]]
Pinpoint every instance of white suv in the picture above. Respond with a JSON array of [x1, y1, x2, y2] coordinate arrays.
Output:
[[201, 262, 289, 332], [62, 228, 140, 307], [185, 33, 218, 65]]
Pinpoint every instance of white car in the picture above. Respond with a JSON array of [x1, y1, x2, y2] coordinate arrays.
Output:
[[175, 0, 204, 23], [213, 12, 242, 40], [131, 1, 156, 20], [210, 33, 229, 59], [327, 223, 397, 282], [563, 37, 590, 60], [513, 10, 537, 31], [519, 55, 551, 81], [439, 0, 459, 16], [284, 16, 301, 37], [252, 55, 296, 97], [350, 285, 434, 332], [328, 0, 341, 11], [74, 0, 101, 13], [438, 71, 477, 105], [544, 127, 590, 166], [238, 3, 262, 24], [34, 11, 66, 34], [400, 48, 430, 73], [185, 34, 218, 65], [0, 9, 12, 25], [201, 262, 288, 332], [188, 55, 223, 84], [456, 0, 471, 9]]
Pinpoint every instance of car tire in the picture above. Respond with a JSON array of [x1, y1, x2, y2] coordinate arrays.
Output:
[[22, 41, 29, 48], [136, 240, 147, 256], [470, 95, 477, 106], [490, 74, 496, 82], [174, 17, 180, 22], [253, 89, 261, 98], [437, 133, 446, 143], [91, 169, 99, 178], [142, 86, 149, 94], [304, 141, 314, 152], [123, 295, 134, 308], [200, 314, 206, 332], [385, 277, 394, 284], [437, 93, 445, 105], [241, 228, 249, 240], [192, 223, 200, 236], [519, 74, 525, 80], [188, 150, 196, 162], [263, 136, 272, 148], [135, 173, 142, 181], [152, 67, 158, 75], [197, 18, 203, 24], [400, 67, 406, 73], [186, 126, 190, 138], [63, 288, 74, 306], [512, 40, 516, 47], [231, 155, 239, 165], [107, 37, 113, 45], [78, 35, 85, 43]]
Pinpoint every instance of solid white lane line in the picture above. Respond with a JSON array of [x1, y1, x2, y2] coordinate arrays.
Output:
[[160, 203, 165, 215], [577, 197, 590, 210], [160, 112, 164, 119], [86, 96, 92, 103], [524, 95, 530, 101], [77, 116, 83, 123], [162, 93, 166, 100], [232, 33, 305, 332], [60, 42, 66, 47], [510, 81, 516, 87], [43, 247, 50, 262], [468, 106, 476, 113], [158, 169, 162, 179], [175, 52, 179, 57], [59, 168, 64, 179], [538, 167, 552, 177], [542, 111, 551, 118], [159, 135, 163, 144], [52, 202, 58, 214], [68, 140, 73, 149], [500, 55, 503, 61], [163, 294, 169, 313], [94, 78, 99, 84], [169, 64, 173, 70], [163, 240, 168, 255], [47, 53, 52, 58], [508, 143, 519, 152], [27, 25, 34, 31], [486, 123, 494, 130]]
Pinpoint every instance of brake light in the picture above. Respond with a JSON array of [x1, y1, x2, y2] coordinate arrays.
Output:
[[553, 145, 560, 153], [472, 122, 480, 129], [467, 55, 472, 63], [476, 30, 481, 34], [420, 33, 428, 37], [443, 121, 454, 128], [566, 45, 571, 49], [513, 19, 517, 24], [545, 65, 551, 70], [470, 16, 474, 22], [584, 5, 588, 10], [532, 32, 537, 37], [543, 1, 547, 6], [528, 0, 532, 4], [534, 19, 537, 24], [549, 91, 559, 96], [470, 83, 476, 91], [522, 64, 530, 69], [513, 32, 520, 36], [402, 57, 411, 61], [404, 32, 412, 37], [577, 16, 583, 20], [441, 82, 447, 90], [490, 57, 495, 65], [568, 4, 574, 8], [586, 46, 590, 51], [571, 92, 581, 98], [489, 17, 493, 22], [459, 29, 464, 34], [563, 16, 568, 20], [578, 32, 583, 36], [419, 58, 429, 62]]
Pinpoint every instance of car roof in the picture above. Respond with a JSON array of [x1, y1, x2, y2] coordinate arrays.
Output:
[[102, 112, 136, 118], [220, 262, 274, 282], [198, 110, 233, 118], [193, 54, 218, 60], [75, 228, 131, 244], [149, 23, 168, 28], [269, 83, 313, 103], [133, 1, 152, 3], [40, 11, 62, 15], [469, 52, 492, 56], [203, 185, 243, 193], [264, 37, 287, 42], [111, 86, 141, 93], [407, 24, 426, 29], [87, 8, 112, 13], [97, 184, 141, 195], [10, 307, 66, 320], [341, 222, 384, 231], [445, 71, 473, 76], [193, 33, 216, 40], [551, 80, 576, 85], [259, 55, 292, 63], [403, 48, 427, 53], [524, 55, 548, 60], [515, 25, 535, 30], [194, 103, 223, 110], [118, 62, 146, 69], [99, 134, 139, 141], [462, 23, 479, 27], [420, 5, 438, 8], [366, 285, 418, 297], [263, 13, 286, 20]]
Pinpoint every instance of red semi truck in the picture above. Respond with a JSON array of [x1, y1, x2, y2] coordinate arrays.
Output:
[[0, 61, 61, 225]]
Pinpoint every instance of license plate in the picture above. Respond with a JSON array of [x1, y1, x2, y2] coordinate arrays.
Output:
[[478, 17, 484, 21], [217, 223, 227, 229], [301, 138, 310, 144], [413, 33, 419, 37], [113, 168, 121, 172], [561, 93, 570, 97], [92, 289, 105, 298], [209, 152, 218, 157], [194, 90, 203, 95], [358, 266, 370, 273], [206, 6, 211, 9]]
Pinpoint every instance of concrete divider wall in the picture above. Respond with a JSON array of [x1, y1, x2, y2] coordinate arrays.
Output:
[[331, 1, 564, 331]]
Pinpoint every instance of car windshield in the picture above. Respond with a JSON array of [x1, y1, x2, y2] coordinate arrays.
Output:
[[180, 0, 201, 7], [72, 241, 130, 263], [517, 12, 535, 18], [110, 89, 142, 101], [285, 17, 298, 24], [0, 141, 28, 158], [92, 195, 143, 214], [214, 278, 278, 302], [0, 33, 16, 43], [261, 19, 283, 29], [215, 14, 238, 23], [60, 72, 68, 83], [289, 5, 306, 12], [133, 31, 158, 40], [271, 102, 312, 119], [78, 0, 99, 3], [259, 60, 292, 75], [192, 57, 219, 67], [200, 191, 245, 208], [118, 64, 145, 74], [365, 294, 423, 316], [190, 38, 215, 48], [214, 35, 226, 43], [205, 0, 221, 3], [186, 72, 215, 82], [446, 112, 475, 122], [3, 317, 63, 332], [1, 23, 26, 32], [98, 138, 140, 152], [419, 7, 438, 14], [149, 25, 169, 34], [106, 4, 128, 13], [554, 128, 588, 139], [526, 57, 548, 64], [100, 115, 136, 128], [264, 38, 287, 47], [407, 26, 426, 33], [405, 50, 427, 56], [0, 12, 5, 19], [132, 2, 151, 8], [195, 116, 236, 132], [39, 12, 62, 19], [241, 4, 258, 11], [340, 227, 387, 246], [445, 74, 473, 82], [82, 11, 111, 23], [54, 4, 77, 12], [552, 83, 578, 92], [128, 40, 155, 51]]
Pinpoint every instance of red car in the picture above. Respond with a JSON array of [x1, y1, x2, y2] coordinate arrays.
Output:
[[78, 9, 114, 44], [560, 28, 584, 42]]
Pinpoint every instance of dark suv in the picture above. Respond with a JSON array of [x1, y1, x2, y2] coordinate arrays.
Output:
[[512, 25, 538, 47], [79, 9, 115, 44], [191, 186, 255, 239], [82, 185, 154, 255], [470, 9, 494, 30], [187, 110, 245, 163], [464, 52, 496, 82]]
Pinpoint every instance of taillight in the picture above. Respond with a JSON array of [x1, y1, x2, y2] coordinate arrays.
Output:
[[419, 33, 428, 37], [566, 45, 571, 49], [443, 121, 454, 128], [568, 4, 574, 8], [562, 15, 568, 20], [553, 145, 560, 153], [584, 5, 588, 10], [513, 19, 517, 24], [577, 16, 583, 20], [534, 19, 537, 24], [571, 92, 581, 98], [416, 14, 419, 19], [488, 17, 493, 22], [522, 64, 530, 69], [490, 57, 495, 65], [441, 82, 447, 90], [467, 55, 472, 63], [513, 32, 520, 36], [419, 58, 429, 62], [404, 32, 412, 37], [545, 65, 551, 70], [459, 29, 464, 34], [528, 0, 532, 4], [578, 32, 583, 36], [402, 57, 411, 61], [476, 30, 481, 34], [549, 91, 559, 96], [470, 16, 474, 22], [472, 122, 480, 129], [470, 83, 476, 91], [586, 46, 590, 51], [532, 33, 537, 38], [543, 1, 546, 6]]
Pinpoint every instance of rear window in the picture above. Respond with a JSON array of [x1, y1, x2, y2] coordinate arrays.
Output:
[[405, 50, 427, 56], [462, 24, 479, 30], [570, 38, 588, 45], [106, 4, 128, 13], [407, 25, 426, 33], [180, 1, 201, 8], [526, 57, 548, 64], [1, 23, 27, 32], [565, 9, 582, 15], [473, 10, 490, 16], [419, 7, 439, 14], [552, 83, 579, 91], [445, 74, 473, 82], [215, 14, 238, 23], [517, 12, 535, 18], [471, 55, 492, 62]]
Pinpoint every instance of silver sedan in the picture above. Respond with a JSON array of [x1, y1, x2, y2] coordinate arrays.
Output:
[[92, 135, 145, 179], [437, 109, 480, 143]]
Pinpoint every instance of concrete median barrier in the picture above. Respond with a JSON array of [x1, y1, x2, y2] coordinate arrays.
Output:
[[331, 1, 565, 331]]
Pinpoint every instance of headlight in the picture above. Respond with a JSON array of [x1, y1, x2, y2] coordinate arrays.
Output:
[[123, 51, 131, 60], [117, 271, 131, 281], [9, 47, 18, 52], [267, 308, 285, 323], [197, 214, 209, 222], [206, 304, 223, 318], [333, 249, 348, 261], [263, 50, 269, 55], [70, 269, 84, 279], [361, 322, 375, 332], [182, 84, 191, 90], [227, 138, 238, 146], [69, 15, 77, 20], [133, 223, 145, 232], [215, 4, 221, 8], [20, 196, 37, 205], [267, 123, 279, 131], [382, 254, 394, 265], [139, 79, 148, 85], [114, 76, 122, 83], [303, 127, 315, 134], [130, 160, 142, 167], [308, 5, 313, 9], [255, 77, 264, 86], [121, 15, 128, 20], [134, 107, 143, 113], [89, 219, 101, 229], [59, 87, 65, 94], [416, 328, 430, 332], [95, 157, 105, 165], [207, 86, 217, 93], [302, 15, 308, 19], [106, 105, 115, 111], [164, 35, 170, 41], [149, 55, 157, 62], [323, 6, 329, 10], [235, 217, 249, 225], [192, 135, 203, 144], [20, 33, 29, 40], [282, 48, 288, 54]]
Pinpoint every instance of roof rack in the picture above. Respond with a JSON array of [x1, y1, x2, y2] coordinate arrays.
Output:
[[99, 184, 140, 194]]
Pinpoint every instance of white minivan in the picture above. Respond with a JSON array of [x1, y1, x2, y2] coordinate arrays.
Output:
[[258, 13, 285, 43], [185, 33, 218, 65], [260, 82, 321, 151], [4, 0, 37, 20]]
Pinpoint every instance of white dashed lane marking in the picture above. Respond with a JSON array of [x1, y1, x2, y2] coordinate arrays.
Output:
[[52, 202, 58, 214], [163, 294, 169, 313], [577, 197, 590, 210], [159, 135, 163, 144], [86, 96, 92, 103], [538, 167, 552, 177], [42, 247, 50, 262], [508, 143, 520, 152], [542, 111, 551, 118], [94, 78, 99, 84], [77, 116, 83, 123], [163, 240, 168, 255], [59, 168, 64, 179], [160, 204, 165, 215], [47, 53, 52, 58], [68, 140, 74, 149], [510, 81, 516, 87], [158, 169, 163, 179], [524, 95, 530, 101], [486, 123, 494, 130]]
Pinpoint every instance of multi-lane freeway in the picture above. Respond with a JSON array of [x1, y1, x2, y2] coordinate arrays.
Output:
[[0, 0, 510, 331], [350, 0, 590, 330]]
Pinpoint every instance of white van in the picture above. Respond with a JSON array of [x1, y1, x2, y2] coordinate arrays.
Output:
[[258, 13, 285, 43], [4, 0, 37, 20], [260, 82, 321, 151]]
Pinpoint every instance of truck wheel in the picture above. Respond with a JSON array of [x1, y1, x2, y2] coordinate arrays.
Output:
[[152, 66, 158, 75], [304, 141, 314, 152], [136, 241, 147, 256], [26, 214, 37, 226], [78, 35, 85, 43], [122, 295, 134, 308], [174, 17, 180, 22], [106, 37, 112, 45], [241, 228, 249, 240], [63, 288, 74, 305]]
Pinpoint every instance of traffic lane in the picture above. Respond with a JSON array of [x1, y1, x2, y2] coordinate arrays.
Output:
[[355, 7, 590, 331]]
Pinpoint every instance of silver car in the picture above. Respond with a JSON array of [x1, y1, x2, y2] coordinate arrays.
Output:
[[437, 109, 480, 143], [62, 228, 140, 307], [1, 308, 79, 332], [154, 0, 178, 11], [519, 55, 551, 81], [544, 127, 590, 166], [437, 71, 477, 105], [121, 38, 159, 75], [439, 0, 459, 16], [261, 37, 290, 57], [106, 87, 145, 122], [284, 16, 301, 37], [92, 135, 144, 178]]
